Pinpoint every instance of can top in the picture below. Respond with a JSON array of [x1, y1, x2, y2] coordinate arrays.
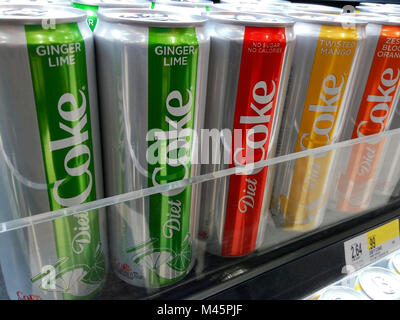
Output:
[[319, 286, 368, 300], [388, 11, 400, 19], [153, 0, 213, 4], [391, 253, 400, 273], [0, 4, 86, 24], [288, 12, 367, 26], [358, 4, 400, 14], [220, 5, 285, 15], [154, 1, 211, 8], [344, 12, 400, 26], [286, 3, 341, 14], [97, 8, 207, 26], [358, 2, 386, 7], [207, 11, 294, 27], [72, 0, 150, 7], [220, 0, 287, 3], [358, 267, 400, 300]]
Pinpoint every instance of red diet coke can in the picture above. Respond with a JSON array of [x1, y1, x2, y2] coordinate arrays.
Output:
[[199, 12, 295, 257]]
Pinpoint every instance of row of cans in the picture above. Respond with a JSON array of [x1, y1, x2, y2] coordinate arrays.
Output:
[[308, 251, 400, 300], [1, 0, 400, 299]]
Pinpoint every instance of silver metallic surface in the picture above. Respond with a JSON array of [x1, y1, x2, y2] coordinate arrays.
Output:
[[357, 267, 400, 300], [270, 14, 367, 229], [94, 9, 209, 286], [0, 8, 105, 300], [199, 12, 295, 256], [319, 286, 369, 300], [73, 0, 150, 7]]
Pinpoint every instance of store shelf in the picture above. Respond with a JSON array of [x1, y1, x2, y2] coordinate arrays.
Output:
[[2, 0, 400, 302], [1, 129, 400, 300], [208, 205, 400, 300]]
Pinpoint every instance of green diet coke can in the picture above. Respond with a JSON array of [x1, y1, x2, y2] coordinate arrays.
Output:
[[0, 5, 107, 300], [94, 8, 209, 288]]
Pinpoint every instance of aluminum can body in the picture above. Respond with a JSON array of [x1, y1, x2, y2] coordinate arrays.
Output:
[[0, 5, 107, 300], [354, 267, 400, 300], [371, 14, 400, 205], [270, 13, 367, 232], [198, 12, 295, 257], [329, 16, 400, 214], [71, 0, 151, 31], [95, 9, 209, 288]]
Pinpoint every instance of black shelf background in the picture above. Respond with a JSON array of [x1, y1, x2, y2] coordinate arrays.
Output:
[[149, 199, 400, 300]]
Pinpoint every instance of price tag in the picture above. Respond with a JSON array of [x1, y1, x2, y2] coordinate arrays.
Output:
[[344, 219, 400, 272]]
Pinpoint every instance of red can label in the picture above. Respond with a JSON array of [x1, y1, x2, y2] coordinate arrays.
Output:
[[222, 26, 287, 256], [337, 25, 400, 212]]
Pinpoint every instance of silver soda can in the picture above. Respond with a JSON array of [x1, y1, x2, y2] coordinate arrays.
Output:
[[270, 13, 367, 232], [0, 5, 107, 300], [95, 9, 209, 288], [71, 0, 151, 31], [326, 14, 400, 214], [198, 12, 295, 257], [355, 267, 400, 300]]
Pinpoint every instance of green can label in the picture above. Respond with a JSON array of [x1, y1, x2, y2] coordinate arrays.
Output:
[[25, 23, 105, 299], [127, 27, 199, 287], [72, 2, 98, 31]]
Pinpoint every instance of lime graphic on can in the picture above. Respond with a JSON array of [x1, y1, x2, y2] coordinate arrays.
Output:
[[94, 10, 209, 288], [0, 5, 107, 300]]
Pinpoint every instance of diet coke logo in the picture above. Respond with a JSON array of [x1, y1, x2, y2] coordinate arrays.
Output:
[[238, 178, 257, 213]]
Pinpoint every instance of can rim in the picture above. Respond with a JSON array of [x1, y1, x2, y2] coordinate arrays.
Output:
[[154, 2, 210, 8], [0, 4, 86, 24], [97, 8, 207, 26], [219, 0, 287, 3], [388, 12, 400, 20], [207, 11, 295, 26], [72, 0, 150, 8], [153, 0, 213, 5], [319, 286, 368, 300], [391, 253, 400, 273], [357, 5, 400, 14], [215, 5, 285, 15], [358, 2, 386, 7], [286, 3, 342, 13], [288, 12, 367, 26], [343, 12, 400, 26]]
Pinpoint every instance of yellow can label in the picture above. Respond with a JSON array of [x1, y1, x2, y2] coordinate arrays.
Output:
[[280, 25, 359, 230]]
